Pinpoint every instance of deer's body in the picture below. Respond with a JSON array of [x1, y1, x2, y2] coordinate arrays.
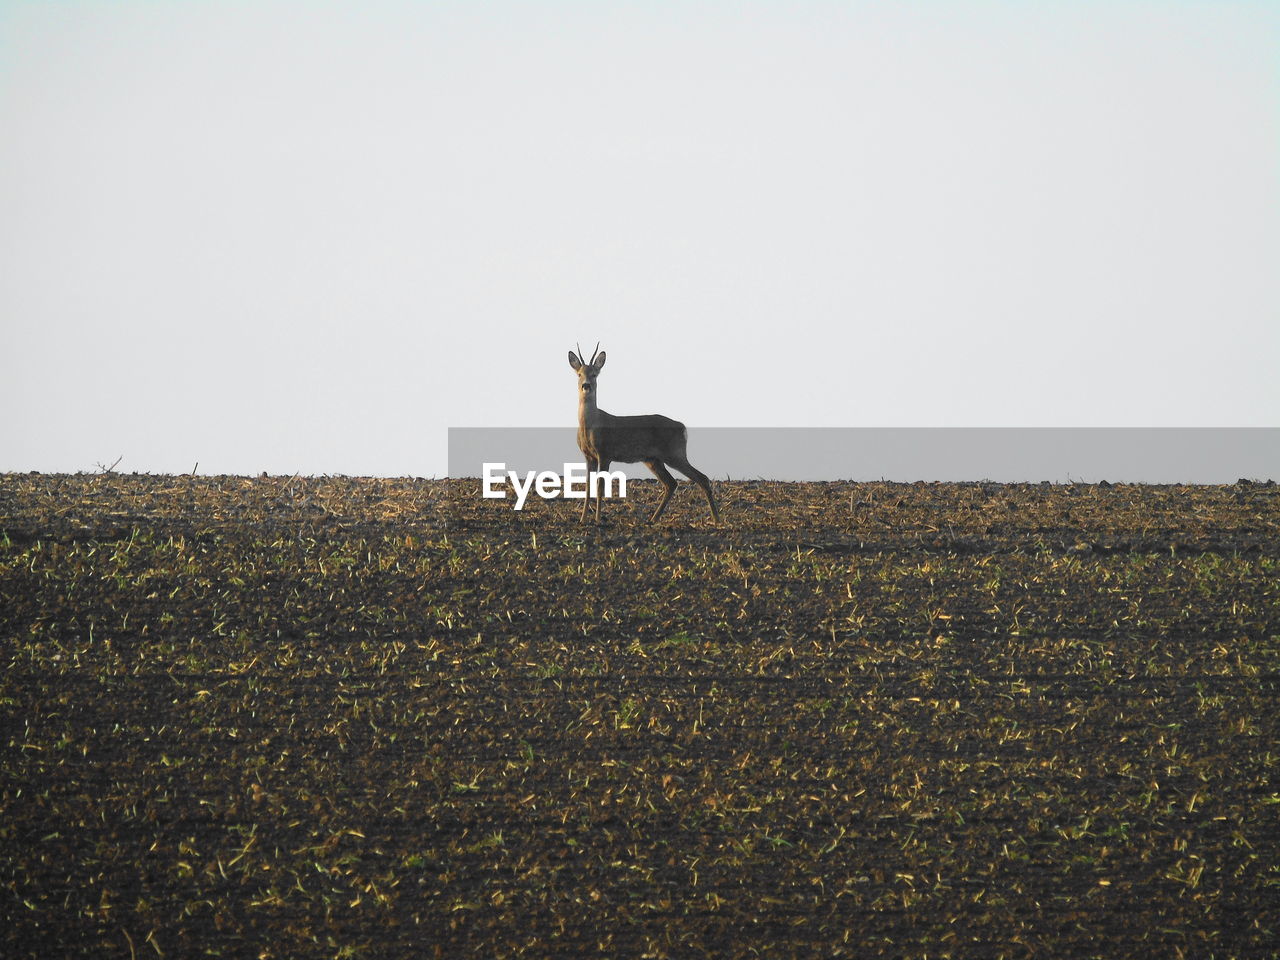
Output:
[[570, 345, 719, 524]]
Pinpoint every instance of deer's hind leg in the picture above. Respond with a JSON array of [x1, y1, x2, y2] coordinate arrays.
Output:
[[644, 459, 679, 523], [669, 457, 719, 523]]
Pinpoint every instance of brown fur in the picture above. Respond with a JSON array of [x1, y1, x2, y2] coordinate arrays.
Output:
[[569, 348, 719, 524]]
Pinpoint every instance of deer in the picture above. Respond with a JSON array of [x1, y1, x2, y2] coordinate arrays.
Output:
[[568, 343, 719, 524]]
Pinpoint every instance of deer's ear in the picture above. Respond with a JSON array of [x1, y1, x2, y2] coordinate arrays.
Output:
[[568, 351, 582, 371], [592, 351, 606, 371]]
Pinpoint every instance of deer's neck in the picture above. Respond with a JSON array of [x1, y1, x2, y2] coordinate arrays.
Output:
[[578, 393, 605, 429]]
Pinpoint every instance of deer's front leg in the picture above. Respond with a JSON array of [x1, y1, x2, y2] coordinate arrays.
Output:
[[579, 457, 597, 522], [595, 459, 611, 524]]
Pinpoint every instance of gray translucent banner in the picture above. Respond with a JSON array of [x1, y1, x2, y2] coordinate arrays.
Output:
[[448, 428, 1278, 484]]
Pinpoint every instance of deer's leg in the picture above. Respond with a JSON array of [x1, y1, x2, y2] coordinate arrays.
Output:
[[644, 459, 679, 522], [594, 459, 611, 524], [670, 458, 719, 523], [580, 457, 597, 522]]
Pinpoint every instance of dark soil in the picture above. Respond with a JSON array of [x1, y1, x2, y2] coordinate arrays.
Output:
[[2, 474, 1278, 958]]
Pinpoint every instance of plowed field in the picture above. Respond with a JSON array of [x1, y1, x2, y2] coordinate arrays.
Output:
[[2, 474, 1278, 958]]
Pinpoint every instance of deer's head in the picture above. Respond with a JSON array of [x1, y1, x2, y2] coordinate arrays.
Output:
[[568, 343, 606, 401]]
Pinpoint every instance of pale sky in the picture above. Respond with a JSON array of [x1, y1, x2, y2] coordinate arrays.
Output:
[[2, 1, 1277, 477]]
